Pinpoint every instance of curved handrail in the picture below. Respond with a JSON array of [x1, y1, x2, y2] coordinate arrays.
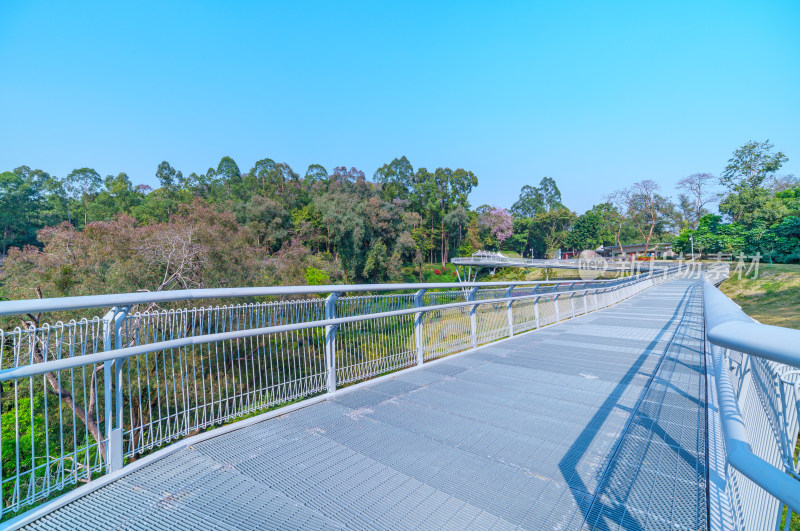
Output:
[[0, 268, 676, 316], [704, 281, 800, 514], [0, 280, 645, 381]]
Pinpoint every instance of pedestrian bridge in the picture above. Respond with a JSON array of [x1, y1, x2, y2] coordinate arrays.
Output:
[[0, 266, 798, 530]]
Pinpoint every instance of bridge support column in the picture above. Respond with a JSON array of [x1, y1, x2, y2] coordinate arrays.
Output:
[[324, 292, 340, 393], [414, 289, 427, 366]]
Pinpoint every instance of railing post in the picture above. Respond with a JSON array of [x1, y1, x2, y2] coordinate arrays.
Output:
[[110, 307, 129, 473], [102, 307, 125, 473], [469, 287, 479, 348], [569, 292, 576, 318], [505, 285, 515, 337], [583, 290, 589, 314], [324, 292, 340, 393], [414, 289, 427, 366], [534, 295, 541, 328], [102, 309, 115, 471]]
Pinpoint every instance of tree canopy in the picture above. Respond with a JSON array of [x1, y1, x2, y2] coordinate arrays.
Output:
[[1, 140, 798, 302]]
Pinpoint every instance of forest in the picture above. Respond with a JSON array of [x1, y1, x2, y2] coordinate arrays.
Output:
[[0, 140, 798, 301]]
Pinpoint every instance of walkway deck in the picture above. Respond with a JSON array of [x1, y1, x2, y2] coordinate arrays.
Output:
[[24, 280, 707, 530]]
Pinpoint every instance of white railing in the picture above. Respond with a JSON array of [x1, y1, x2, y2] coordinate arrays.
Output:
[[704, 280, 800, 530], [0, 268, 687, 520]]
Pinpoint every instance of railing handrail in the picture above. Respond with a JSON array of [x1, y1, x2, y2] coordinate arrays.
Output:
[[703, 280, 800, 514], [0, 275, 651, 317], [0, 280, 649, 382], [0, 263, 687, 522]]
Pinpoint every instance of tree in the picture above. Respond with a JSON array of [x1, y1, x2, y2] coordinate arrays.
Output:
[[717, 141, 788, 224], [511, 185, 543, 218], [770, 174, 800, 193], [0, 171, 36, 254], [605, 191, 630, 256], [626, 180, 673, 254], [566, 207, 612, 252], [719, 186, 788, 226], [244, 195, 290, 251], [721, 140, 788, 191], [533, 208, 576, 257], [444, 206, 470, 253], [677, 173, 715, 229], [64, 167, 102, 225], [538, 177, 563, 211], [479, 208, 514, 249], [510, 177, 563, 219], [217, 156, 241, 182], [432, 167, 478, 265], [88, 172, 144, 220], [776, 186, 800, 217], [374, 156, 415, 201], [155, 161, 182, 193], [362, 240, 388, 281], [304, 164, 328, 183]]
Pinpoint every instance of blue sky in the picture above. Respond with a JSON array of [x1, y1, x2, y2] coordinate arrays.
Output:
[[1, 1, 798, 213]]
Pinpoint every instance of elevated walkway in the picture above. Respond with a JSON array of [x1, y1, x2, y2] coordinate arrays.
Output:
[[22, 280, 708, 530]]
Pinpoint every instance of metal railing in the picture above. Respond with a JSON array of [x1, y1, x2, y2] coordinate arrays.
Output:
[[704, 280, 800, 530], [0, 268, 686, 519], [450, 255, 679, 270]]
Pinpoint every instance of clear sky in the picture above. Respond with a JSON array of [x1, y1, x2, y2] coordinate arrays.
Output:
[[1, 1, 798, 213]]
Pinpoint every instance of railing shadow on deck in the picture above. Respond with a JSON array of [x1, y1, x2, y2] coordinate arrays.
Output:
[[557, 282, 698, 531]]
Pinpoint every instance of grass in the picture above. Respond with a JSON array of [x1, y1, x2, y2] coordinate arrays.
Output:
[[719, 263, 800, 329]]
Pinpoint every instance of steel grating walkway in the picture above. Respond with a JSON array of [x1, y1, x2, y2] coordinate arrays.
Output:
[[23, 280, 708, 530]]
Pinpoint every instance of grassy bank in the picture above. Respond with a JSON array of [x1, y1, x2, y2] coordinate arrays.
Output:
[[719, 263, 800, 329]]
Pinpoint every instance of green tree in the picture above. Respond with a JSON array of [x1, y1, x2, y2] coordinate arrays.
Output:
[[304, 164, 328, 183], [511, 177, 562, 218], [374, 156, 415, 201], [88, 172, 144, 221], [567, 209, 607, 251], [721, 140, 788, 191], [776, 187, 800, 217], [362, 240, 388, 281], [433, 167, 478, 264], [534, 208, 576, 257], [719, 141, 789, 224], [719, 186, 788, 226], [217, 156, 241, 182], [64, 167, 102, 226], [0, 171, 37, 254]]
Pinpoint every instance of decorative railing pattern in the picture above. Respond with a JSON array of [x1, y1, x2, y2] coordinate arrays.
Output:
[[0, 269, 686, 519]]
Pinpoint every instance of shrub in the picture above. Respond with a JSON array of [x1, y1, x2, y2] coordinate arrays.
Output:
[[304, 266, 330, 286]]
